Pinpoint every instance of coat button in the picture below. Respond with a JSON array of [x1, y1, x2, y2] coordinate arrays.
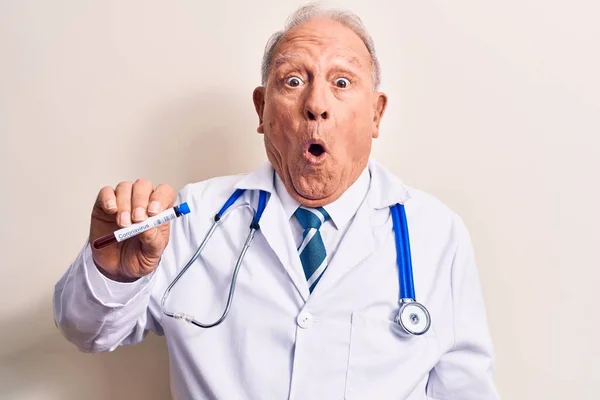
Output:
[[296, 311, 314, 329]]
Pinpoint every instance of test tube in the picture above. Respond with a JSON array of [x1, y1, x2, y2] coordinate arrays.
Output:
[[92, 203, 191, 249]]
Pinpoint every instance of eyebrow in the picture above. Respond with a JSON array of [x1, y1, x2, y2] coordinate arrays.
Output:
[[339, 56, 362, 68], [273, 53, 303, 69]]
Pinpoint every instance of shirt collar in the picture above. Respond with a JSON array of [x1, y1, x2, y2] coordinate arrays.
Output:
[[233, 159, 412, 214], [274, 166, 370, 231]]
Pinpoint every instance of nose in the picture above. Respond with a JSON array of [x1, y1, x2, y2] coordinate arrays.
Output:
[[306, 109, 328, 121], [304, 83, 330, 122]]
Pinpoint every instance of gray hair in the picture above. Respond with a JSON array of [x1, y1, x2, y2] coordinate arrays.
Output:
[[260, 3, 381, 90]]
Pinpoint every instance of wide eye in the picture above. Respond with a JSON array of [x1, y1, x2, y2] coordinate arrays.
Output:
[[286, 76, 304, 87], [334, 78, 350, 88]]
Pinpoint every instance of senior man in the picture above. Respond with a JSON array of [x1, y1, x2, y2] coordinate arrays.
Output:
[[54, 4, 500, 400]]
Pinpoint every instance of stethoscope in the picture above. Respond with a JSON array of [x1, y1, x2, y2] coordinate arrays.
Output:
[[161, 188, 431, 336]]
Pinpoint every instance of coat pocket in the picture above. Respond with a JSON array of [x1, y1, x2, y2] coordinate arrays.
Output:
[[344, 312, 440, 400]]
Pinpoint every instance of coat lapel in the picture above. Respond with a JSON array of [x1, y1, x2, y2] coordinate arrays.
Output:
[[312, 197, 377, 294], [308, 160, 412, 297], [234, 163, 310, 301]]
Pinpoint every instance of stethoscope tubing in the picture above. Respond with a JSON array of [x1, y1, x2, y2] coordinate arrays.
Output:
[[161, 190, 267, 328], [161, 189, 429, 335], [390, 204, 416, 301]]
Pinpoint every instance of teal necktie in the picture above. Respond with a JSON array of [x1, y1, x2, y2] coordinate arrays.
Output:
[[294, 206, 330, 293]]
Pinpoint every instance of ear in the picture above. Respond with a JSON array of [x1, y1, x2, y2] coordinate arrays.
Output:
[[371, 92, 388, 139], [253, 86, 266, 134]]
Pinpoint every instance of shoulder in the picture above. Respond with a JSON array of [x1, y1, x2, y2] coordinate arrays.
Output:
[[175, 172, 250, 218], [406, 186, 456, 220], [370, 159, 470, 243]]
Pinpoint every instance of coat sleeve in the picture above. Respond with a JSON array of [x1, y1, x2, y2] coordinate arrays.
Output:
[[52, 242, 162, 353], [426, 216, 501, 399]]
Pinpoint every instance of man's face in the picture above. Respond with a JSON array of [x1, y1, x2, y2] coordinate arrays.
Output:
[[253, 18, 387, 207]]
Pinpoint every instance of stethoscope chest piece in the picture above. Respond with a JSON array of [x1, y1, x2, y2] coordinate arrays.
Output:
[[395, 300, 431, 335]]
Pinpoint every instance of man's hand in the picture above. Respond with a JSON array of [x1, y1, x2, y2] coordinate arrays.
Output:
[[89, 179, 176, 282]]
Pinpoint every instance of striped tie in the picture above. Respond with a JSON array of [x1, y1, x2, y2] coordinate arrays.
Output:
[[294, 206, 330, 293]]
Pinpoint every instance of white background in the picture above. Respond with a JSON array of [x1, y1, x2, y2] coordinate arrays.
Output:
[[1, 1, 599, 399]]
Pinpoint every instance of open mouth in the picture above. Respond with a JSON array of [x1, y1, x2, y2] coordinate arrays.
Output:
[[308, 143, 325, 157], [303, 140, 328, 165]]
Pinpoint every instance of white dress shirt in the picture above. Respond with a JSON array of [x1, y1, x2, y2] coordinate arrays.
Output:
[[275, 166, 370, 262], [53, 159, 500, 400]]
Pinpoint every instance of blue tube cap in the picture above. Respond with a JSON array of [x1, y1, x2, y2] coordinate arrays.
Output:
[[177, 202, 191, 215]]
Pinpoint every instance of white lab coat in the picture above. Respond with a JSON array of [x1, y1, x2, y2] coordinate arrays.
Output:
[[54, 159, 500, 400]]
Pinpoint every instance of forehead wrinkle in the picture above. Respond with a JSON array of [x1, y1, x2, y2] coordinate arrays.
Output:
[[275, 37, 368, 70], [280, 37, 359, 58], [273, 50, 365, 70], [270, 24, 372, 80]]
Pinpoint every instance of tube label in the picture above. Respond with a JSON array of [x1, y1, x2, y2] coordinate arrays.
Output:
[[114, 208, 177, 242]]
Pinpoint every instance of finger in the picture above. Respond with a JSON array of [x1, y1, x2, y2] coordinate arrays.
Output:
[[115, 181, 133, 227], [139, 184, 176, 253], [95, 186, 118, 215], [131, 179, 154, 223], [147, 184, 177, 216]]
